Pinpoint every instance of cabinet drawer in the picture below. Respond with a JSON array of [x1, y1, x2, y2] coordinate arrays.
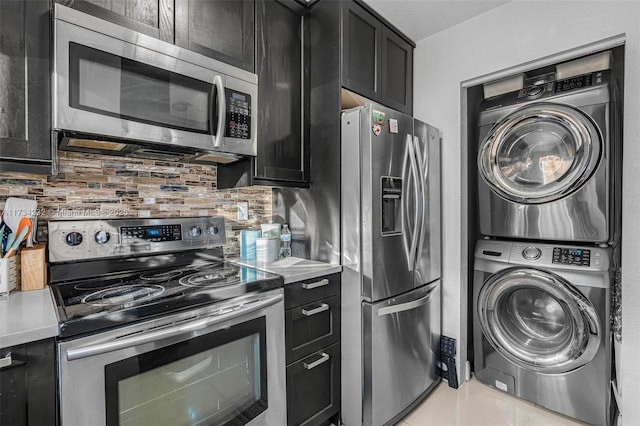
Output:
[[286, 295, 340, 363], [285, 273, 340, 309], [286, 343, 340, 426]]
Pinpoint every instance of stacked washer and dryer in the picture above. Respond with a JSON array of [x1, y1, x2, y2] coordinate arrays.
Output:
[[473, 68, 621, 425]]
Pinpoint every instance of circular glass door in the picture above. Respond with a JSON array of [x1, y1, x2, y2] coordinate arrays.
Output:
[[477, 268, 600, 373], [478, 103, 601, 204]]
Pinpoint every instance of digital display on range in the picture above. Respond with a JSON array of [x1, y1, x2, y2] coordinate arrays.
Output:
[[552, 247, 590, 266], [120, 225, 182, 243]]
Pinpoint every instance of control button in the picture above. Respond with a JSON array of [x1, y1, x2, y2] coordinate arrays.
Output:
[[526, 86, 544, 98], [522, 246, 542, 260], [207, 225, 219, 236], [94, 230, 110, 245], [189, 226, 202, 238], [65, 232, 83, 246]]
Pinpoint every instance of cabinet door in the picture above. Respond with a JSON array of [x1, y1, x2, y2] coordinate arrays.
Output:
[[380, 26, 413, 115], [254, 0, 308, 185], [175, 0, 254, 72], [286, 343, 340, 426], [0, 339, 56, 426], [56, 0, 174, 42], [341, 2, 381, 101], [0, 0, 51, 173]]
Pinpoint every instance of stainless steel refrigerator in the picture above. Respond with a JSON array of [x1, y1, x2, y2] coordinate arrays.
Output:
[[341, 103, 441, 426]]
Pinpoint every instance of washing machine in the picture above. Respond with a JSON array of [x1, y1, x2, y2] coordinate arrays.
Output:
[[477, 70, 621, 244], [473, 239, 612, 425]]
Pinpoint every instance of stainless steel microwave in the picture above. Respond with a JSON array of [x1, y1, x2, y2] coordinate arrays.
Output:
[[52, 4, 257, 164]]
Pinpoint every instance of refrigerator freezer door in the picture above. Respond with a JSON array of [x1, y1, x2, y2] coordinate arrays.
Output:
[[357, 104, 416, 302], [413, 120, 442, 286], [362, 281, 441, 426]]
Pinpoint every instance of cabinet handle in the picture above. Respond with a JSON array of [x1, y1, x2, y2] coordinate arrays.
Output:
[[302, 279, 329, 290], [303, 352, 330, 370], [302, 303, 329, 316], [0, 353, 12, 369]]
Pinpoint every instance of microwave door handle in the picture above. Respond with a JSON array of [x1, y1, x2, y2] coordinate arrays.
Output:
[[65, 293, 283, 361], [213, 75, 225, 148]]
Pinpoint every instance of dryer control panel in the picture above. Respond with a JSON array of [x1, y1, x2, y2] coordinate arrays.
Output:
[[552, 247, 591, 267]]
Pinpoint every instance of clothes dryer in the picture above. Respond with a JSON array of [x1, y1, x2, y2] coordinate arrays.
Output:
[[477, 71, 621, 244], [473, 239, 612, 425]]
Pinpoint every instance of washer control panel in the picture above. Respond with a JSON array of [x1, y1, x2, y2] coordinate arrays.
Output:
[[552, 247, 591, 266]]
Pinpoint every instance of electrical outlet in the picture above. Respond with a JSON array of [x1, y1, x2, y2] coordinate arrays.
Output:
[[237, 202, 249, 221]]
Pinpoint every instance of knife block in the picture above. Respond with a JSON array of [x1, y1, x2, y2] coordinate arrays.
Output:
[[20, 244, 47, 291]]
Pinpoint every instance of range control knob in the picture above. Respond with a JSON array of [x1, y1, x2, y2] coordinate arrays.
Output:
[[207, 225, 219, 235], [522, 246, 542, 260], [94, 230, 110, 245], [65, 231, 83, 246], [189, 226, 202, 238]]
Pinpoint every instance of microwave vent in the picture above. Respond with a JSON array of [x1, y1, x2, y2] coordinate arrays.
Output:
[[194, 153, 238, 164], [66, 138, 127, 151]]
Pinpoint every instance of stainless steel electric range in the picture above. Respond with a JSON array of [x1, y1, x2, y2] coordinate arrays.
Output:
[[48, 217, 286, 426]]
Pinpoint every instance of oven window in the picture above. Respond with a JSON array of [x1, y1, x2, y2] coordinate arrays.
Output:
[[105, 317, 267, 426], [69, 43, 213, 134]]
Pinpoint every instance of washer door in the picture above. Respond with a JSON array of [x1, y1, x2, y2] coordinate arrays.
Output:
[[478, 103, 601, 204], [477, 268, 600, 373]]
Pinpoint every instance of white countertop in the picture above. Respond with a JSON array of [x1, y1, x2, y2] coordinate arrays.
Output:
[[0, 289, 59, 349], [228, 257, 342, 284]]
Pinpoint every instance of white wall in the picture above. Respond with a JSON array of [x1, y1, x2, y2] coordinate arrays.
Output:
[[413, 0, 640, 421]]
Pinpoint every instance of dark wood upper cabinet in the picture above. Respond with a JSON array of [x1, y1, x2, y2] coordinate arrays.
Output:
[[254, 0, 308, 185], [340, 1, 413, 115], [0, 0, 51, 174], [175, 0, 255, 72], [341, 2, 381, 102], [56, 0, 174, 43], [380, 26, 413, 115]]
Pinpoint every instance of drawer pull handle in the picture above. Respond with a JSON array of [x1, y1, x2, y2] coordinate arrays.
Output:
[[302, 303, 329, 316], [0, 353, 12, 369], [302, 279, 329, 290], [303, 352, 330, 370]]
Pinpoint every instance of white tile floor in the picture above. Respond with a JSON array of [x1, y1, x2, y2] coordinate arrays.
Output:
[[398, 377, 587, 426]]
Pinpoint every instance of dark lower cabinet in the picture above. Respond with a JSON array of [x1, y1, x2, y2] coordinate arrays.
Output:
[[286, 343, 340, 426], [285, 273, 340, 426], [56, 0, 174, 43], [0, 0, 51, 174], [0, 338, 57, 426], [175, 0, 255, 72]]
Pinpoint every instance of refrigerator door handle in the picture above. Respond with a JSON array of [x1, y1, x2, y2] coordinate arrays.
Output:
[[376, 282, 439, 316], [414, 135, 427, 264], [406, 134, 420, 270]]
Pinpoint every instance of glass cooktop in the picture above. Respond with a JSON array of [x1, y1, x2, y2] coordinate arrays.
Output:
[[51, 261, 283, 338]]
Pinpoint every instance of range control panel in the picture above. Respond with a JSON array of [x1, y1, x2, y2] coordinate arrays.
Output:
[[48, 217, 226, 263], [552, 247, 591, 266], [225, 89, 251, 140]]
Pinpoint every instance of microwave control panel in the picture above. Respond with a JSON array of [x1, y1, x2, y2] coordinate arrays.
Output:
[[225, 89, 251, 140]]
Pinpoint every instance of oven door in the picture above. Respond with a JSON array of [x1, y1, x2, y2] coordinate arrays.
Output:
[[58, 290, 285, 426]]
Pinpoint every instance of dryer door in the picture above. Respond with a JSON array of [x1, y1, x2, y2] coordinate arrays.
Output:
[[477, 267, 600, 373], [478, 102, 601, 204]]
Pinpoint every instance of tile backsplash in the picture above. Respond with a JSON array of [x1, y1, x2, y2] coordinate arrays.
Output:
[[0, 152, 272, 256]]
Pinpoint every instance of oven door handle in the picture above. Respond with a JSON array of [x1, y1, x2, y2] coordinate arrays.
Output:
[[65, 293, 283, 361]]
